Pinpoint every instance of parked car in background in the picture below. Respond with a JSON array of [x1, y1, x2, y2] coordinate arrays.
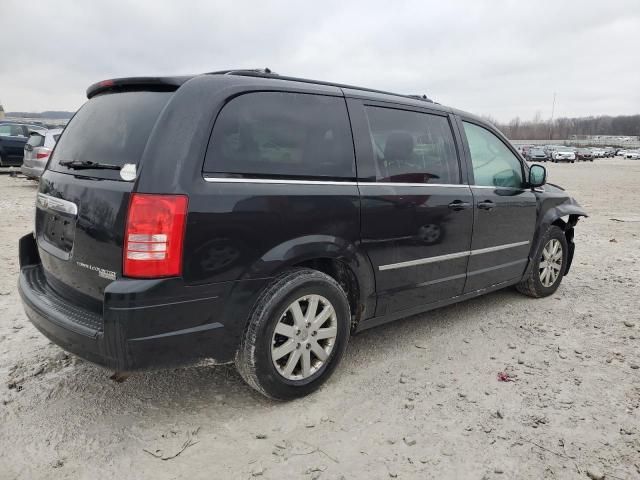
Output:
[[576, 148, 594, 161], [526, 147, 548, 162], [603, 147, 615, 158], [515, 145, 533, 157], [551, 147, 576, 163], [0, 123, 45, 166], [22, 129, 63, 179], [544, 145, 564, 159], [625, 150, 640, 159], [590, 148, 605, 158], [17, 70, 587, 399], [616, 149, 628, 157], [521, 145, 535, 157]]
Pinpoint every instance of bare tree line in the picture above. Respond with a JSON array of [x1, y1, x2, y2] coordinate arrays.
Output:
[[482, 114, 640, 140]]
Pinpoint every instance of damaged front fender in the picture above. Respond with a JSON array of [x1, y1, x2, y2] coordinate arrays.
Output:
[[527, 189, 588, 277]]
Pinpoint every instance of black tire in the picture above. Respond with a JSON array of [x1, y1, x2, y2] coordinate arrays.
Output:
[[235, 268, 351, 400], [516, 225, 568, 298]]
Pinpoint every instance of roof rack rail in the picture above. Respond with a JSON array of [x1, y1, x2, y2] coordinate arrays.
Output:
[[209, 69, 434, 104], [207, 68, 277, 76], [407, 94, 433, 102]]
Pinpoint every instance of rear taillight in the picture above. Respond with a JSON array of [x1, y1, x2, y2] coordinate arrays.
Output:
[[36, 151, 50, 159], [123, 194, 188, 278]]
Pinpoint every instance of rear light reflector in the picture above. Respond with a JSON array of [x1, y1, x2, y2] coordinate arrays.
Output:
[[36, 152, 50, 159], [123, 194, 188, 278]]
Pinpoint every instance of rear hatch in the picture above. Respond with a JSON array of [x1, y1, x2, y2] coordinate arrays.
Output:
[[36, 89, 174, 306], [23, 132, 49, 168]]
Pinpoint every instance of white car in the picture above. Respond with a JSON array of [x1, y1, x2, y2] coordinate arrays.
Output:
[[625, 150, 640, 159], [551, 148, 576, 163], [590, 148, 605, 158], [616, 149, 627, 157], [21, 129, 63, 178]]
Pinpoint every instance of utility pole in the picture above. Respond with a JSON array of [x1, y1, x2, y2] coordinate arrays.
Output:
[[548, 92, 556, 140]]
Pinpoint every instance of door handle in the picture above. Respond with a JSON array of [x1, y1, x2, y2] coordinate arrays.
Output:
[[477, 200, 495, 210], [448, 200, 471, 211]]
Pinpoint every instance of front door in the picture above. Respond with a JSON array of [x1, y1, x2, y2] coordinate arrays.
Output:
[[459, 119, 538, 292], [351, 101, 474, 316]]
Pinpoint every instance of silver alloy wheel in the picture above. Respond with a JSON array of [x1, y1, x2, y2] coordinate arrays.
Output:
[[539, 238, 563, 287], [271, 294, 338, 381]]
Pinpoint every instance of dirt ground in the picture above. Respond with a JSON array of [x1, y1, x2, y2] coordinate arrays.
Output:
[[0, 159, 639, 480]]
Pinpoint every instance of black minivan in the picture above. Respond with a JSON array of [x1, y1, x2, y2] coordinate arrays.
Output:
[[18, 70, 586, 399]]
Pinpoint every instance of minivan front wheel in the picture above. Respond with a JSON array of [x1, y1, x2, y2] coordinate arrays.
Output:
[[516, 225, 568, 298], [236, 269, 350, 400]]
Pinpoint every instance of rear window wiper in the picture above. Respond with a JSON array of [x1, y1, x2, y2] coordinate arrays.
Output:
[[58, 160, 121, 170]]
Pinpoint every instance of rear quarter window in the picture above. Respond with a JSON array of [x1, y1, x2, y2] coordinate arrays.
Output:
[[27, 134, 45, 148], [49, 91, 172, 179], [203, 92, 356, 180]]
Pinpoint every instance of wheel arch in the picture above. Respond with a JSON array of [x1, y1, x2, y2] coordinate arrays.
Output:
[[527, 201, 587, 278], [241, 235, 376, 332]]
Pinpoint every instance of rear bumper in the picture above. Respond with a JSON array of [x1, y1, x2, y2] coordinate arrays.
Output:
[[21, 165, 44, 178], [19, 267, 111, 366], [18, 233, 264, 371]]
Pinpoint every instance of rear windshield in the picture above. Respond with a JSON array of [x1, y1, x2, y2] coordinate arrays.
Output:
[[49, 91, 172, 179], [27, 133, 45, 148]]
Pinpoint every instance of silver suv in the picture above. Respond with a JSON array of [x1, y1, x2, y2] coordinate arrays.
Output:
[[22, 129, 62, 178]]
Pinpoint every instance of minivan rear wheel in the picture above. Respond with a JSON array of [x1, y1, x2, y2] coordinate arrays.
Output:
[[516, 225, 568, 298], [236, 268, 350, 400]]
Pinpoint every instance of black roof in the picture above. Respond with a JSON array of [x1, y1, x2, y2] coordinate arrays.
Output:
[[87, 68, 435, 105], [207, 68, 435, 104]]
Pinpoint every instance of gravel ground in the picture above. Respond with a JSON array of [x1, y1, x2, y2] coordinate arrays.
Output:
[[1, 159, 639, 480]]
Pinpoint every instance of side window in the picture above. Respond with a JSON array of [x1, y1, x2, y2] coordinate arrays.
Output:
[[27, 133, 45, 148], [11, 125, 26, 137], [364, 106, 460, 184], [204, 92, 355, 179], [0, 125, 11, 137], [462, 122, 524, 188]]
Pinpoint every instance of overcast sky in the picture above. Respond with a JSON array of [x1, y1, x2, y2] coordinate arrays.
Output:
[[1, 0, 639, 121]]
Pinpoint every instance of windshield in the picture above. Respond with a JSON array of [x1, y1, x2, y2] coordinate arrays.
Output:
[[49, 91, 172, 180]]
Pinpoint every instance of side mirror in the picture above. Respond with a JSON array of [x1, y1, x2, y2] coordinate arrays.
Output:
[[529, 164, 547, 188]]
